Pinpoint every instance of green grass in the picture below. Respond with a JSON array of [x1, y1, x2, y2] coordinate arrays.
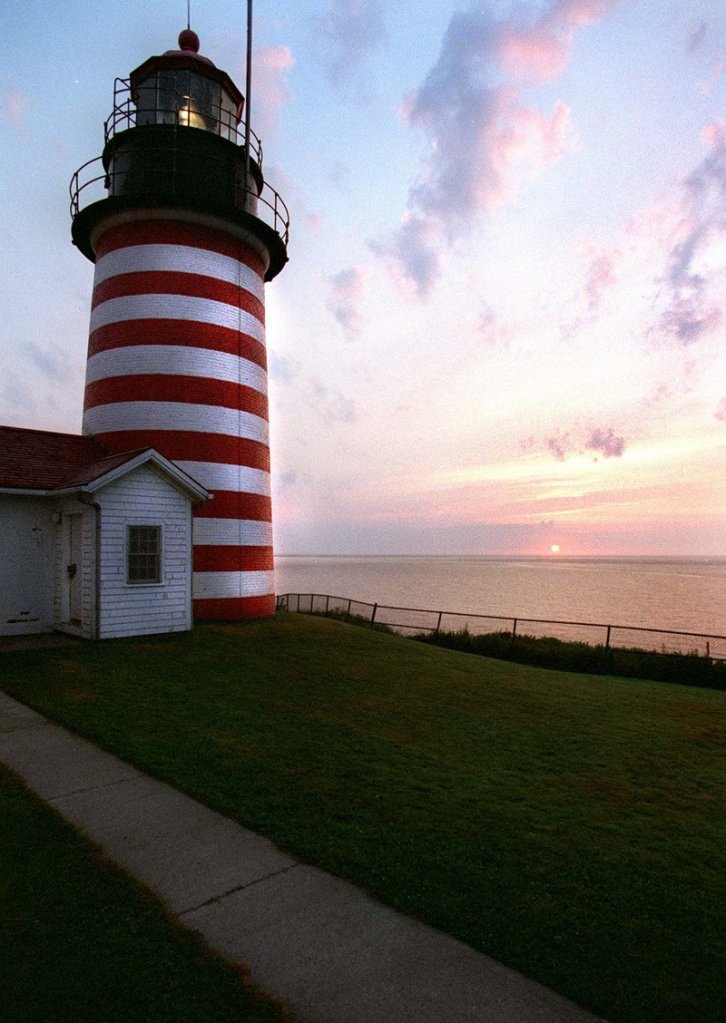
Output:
[[2, 614, 725, 1023], [0, 766, 286, 1023]]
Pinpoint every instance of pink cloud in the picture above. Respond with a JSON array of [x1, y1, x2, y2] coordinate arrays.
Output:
[[700, 117, 726, 147], [715, 397, 726, 422], [552, 0, 619, 29], [481, 94, 576, 208], [587, 427, 625, 458], [252, 46, 294, 140], [660, 118, 725, 345], [544, 425, 626, 460], [377, 0, 617, 294], [499, 32, 569, 83], [1, 89, 29, 129], [585, 250, 619, 309], [499, 0, 619, 82], [326, 267, 368, 338], [547, 433, 572, 461], [699, 59, 726, 96]]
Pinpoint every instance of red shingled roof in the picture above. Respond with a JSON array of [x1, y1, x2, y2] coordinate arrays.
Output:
[[0, 426, 148, 491]]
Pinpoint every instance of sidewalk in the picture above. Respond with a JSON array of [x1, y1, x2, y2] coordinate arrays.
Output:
[[0, 690, 605, 1023]]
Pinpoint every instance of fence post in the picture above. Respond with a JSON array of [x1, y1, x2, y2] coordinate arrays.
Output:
[[325, 595, 330, 614], [435, 611, 443, 636], [346, 599, 352, 621], [602, 625, 613, 673], [370, 603, 378, 628]]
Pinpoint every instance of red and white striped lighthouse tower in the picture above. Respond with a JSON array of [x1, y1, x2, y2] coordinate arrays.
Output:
[[71, 28, 288, 620]]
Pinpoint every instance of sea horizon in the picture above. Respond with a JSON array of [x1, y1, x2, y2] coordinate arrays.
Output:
[[275, 553, 726, 639], [276, 553, 726, 562]]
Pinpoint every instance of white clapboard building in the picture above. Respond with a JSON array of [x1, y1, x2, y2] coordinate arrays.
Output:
[[0, 426, 208, 639]]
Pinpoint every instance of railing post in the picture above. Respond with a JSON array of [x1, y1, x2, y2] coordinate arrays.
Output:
[[346, 599, 352, 621], [370, 604, 378, 629], [601, 625, 614, 674], [325, 595, 330, 614], [435, 611, 443, 635], [511, 618, 518, 649]]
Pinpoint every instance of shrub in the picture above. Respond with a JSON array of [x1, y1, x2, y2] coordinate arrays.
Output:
[[415, 629, 726, 689]]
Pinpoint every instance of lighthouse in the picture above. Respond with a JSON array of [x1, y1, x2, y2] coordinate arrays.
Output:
[[70, 29, 288, 621]]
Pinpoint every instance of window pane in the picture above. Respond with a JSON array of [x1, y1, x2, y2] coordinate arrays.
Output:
[[128, 526, 161, 584]]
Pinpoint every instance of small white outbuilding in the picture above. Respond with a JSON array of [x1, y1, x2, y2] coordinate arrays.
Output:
[[0, 426, 209, 639]]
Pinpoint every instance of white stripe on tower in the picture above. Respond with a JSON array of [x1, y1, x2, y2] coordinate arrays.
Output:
[[82, 219, 275, 619], [89, 294, 266, 341], [86, 346, 268, 394], [93, 244, 265, 301]]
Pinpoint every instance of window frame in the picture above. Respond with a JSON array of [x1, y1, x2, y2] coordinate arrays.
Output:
[[126, 524, 163, 586]]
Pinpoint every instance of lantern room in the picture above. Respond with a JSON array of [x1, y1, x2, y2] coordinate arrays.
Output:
[[130, 30, 244, 139], [71, 29, 288, 281]]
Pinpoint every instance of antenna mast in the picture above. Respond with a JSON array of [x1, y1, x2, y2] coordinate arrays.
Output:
[[244, 0, 253, 197]]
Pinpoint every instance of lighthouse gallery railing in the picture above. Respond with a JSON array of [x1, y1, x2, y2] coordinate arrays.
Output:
[[70, 77, 289, 246]]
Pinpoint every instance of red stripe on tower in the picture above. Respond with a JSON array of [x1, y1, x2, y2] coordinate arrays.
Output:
[[81, 220, 276, 618]]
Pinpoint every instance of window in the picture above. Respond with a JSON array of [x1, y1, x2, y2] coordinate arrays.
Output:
[[127, 525, 162, 584], [136, 70, 222, 133]]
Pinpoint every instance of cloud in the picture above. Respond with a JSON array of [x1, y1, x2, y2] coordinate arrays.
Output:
[[587, 427, 625, 458], [699, 58, 725, 95], [376, 1, 617, 294], [660, 118, 726, 345], [715, 397, 726, 422], [269, 351, 358, 427], [687, 21, 707, 53], [27, 341, 64, 380], [584, 250, 618, 309], [308, 378, 358, 426], [500, 0, 618, 82], [252, 46, 294, 140], [545, 425, 625, 460], [370, 212, 445, 294], [1, 89, 29, 129], [314, 0, 385, 87], [546, 433, 571, 461], [326, 267, 368, 338]]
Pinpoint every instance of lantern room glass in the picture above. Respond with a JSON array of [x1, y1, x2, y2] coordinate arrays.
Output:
[[135, 69, 237, 139]]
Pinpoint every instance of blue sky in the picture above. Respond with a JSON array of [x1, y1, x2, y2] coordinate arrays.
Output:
[[1, 1, 724, 556]]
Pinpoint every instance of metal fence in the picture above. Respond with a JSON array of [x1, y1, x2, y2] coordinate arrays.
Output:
[[276, 593, 726, 661]]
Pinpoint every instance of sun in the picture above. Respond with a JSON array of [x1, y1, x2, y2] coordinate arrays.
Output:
[[550, 544, 561, 554]]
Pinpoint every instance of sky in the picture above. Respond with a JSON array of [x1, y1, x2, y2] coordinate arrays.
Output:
[[1, 0, 724, 557]]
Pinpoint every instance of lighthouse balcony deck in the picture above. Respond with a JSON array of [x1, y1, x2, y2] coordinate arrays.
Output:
[[70, 145, 289, 250]]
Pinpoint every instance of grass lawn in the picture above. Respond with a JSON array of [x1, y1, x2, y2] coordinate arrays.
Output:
[[0, 766, 286, 1023], [2, 613, 724, 1023]]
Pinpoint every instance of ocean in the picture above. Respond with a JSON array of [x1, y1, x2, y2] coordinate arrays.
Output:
[[275, 556, 726, 639]]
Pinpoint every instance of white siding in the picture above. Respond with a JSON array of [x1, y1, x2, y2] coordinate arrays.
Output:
[[0, 497, 55, 635], [95, 465, 193, 638]]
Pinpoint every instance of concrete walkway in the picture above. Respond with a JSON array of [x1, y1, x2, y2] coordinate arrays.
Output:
[[0, 690, 605, 1023]]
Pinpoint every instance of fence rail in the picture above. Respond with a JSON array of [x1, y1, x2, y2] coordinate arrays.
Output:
[[276, 593, 726, 662]]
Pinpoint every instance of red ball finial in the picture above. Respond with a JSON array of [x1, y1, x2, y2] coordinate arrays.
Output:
[[178, 29, 200, 53]]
